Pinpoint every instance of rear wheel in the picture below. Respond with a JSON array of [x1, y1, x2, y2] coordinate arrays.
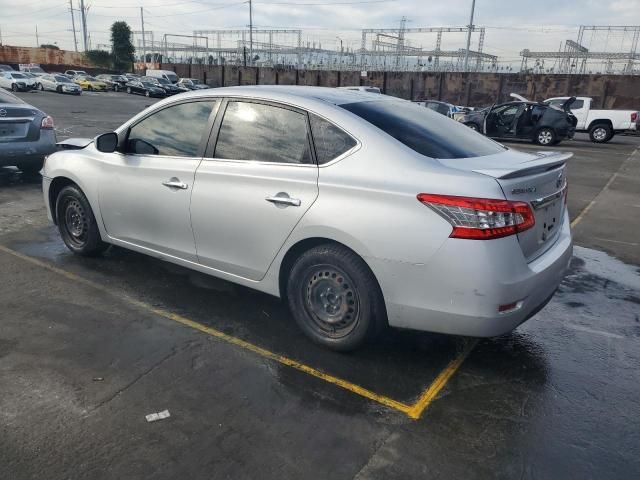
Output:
[[465, 122, 479, 132], [286, 244, 386, 351], [145, 90, 150, 97], [56, 86, 62, 93], [114, 84, 119, 92], [88, 85, 93, 91], [127, 86, 132, 94], [589, 123, 612, 143], [56, 185, 109, 256], [38, 83, 44, 91], [11, 83, 18, 92], [535, 127, 556, 146]]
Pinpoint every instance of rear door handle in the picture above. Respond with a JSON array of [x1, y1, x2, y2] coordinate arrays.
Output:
[[265, 194, 301, 207], [162, 178, 188, 190]]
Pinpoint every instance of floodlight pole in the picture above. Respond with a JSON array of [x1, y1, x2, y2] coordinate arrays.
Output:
[[463, 0, 476, 71], [140, 7, 147, 65], [249, 0, 253, 66]]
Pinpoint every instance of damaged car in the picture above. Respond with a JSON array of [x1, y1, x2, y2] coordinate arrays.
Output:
[[459, 95, 577, 146]]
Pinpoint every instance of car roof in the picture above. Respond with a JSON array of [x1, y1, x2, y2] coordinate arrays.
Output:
[[176, 85, 397, 107]]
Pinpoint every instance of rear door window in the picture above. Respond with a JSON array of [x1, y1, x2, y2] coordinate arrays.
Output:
[[214, 101, 312, 164], [309, 114, 357, 164], [341, 100, 505, 159]]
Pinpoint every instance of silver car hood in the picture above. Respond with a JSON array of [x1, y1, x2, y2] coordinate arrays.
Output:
[[437, 149, 572, 179], [56, 137, 94, 150]]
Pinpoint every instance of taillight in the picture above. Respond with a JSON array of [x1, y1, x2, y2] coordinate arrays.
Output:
[[631, 112, 638, 123], [41, 116, 54, 129], [417, 193, 535, 240]]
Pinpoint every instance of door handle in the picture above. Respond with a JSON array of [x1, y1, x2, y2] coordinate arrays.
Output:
[[162, 179, 188, 190], [265, 194, 301, 207]]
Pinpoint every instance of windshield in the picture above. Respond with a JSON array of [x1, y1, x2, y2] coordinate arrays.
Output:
[[12, 73, 26, 78], [340, 100, 505, 159], [55, 76, 72, 83], [141, 82, 156, 88], [166, 73, 178, 82], [30, 67, 46, 73], [158, 78, 170, 84]]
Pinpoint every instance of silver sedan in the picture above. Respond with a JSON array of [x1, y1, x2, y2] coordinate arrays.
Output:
[[39, 74, 82, 95], [41, 86, 572, 351]]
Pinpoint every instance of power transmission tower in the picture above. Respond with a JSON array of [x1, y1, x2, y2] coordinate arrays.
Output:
[[140, 7, 147, 64]]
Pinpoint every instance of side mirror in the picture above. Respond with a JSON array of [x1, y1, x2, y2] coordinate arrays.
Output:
[[95, 132, 118, 153]]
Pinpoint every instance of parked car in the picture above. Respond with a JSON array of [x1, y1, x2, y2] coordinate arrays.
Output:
[[415, 100, 459, 118], [74, 75, 109, 92], [338, 86, 381, 93], [39, 74, 82, 95], [0, 64, 16, 72], [145, 69, 179, 84], [20, 65, 47, 77], [458, 97, 577, 145], [0, 88, 56, 173], [544, 96, 638, 143], [96, 74, 128, 91], [124, 73, 141, 81], [0, 71, 37, 91], [177, 78, 209, 90], [42, 86, 572, 351], [125, 80, 165, 97], [141, 76, 188, 95], [21, 72, 42, 89], [65, 70, 88, 78]]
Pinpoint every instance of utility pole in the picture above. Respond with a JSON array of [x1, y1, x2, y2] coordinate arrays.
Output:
[[35, 25, 39, 47], [249, 0, 253, 66], [69, 0, 78, 52], [140, 7, 147, 65], [463, 0, 476, 72], [79, 0, 88, 51]]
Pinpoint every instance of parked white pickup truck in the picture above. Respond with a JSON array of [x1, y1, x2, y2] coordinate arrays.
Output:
[[544, 97, 638, 143]]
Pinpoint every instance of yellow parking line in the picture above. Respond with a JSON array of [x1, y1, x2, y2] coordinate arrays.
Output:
[[0, 243, 474, 419], [406, 338, 478, 419], [571, 147, 638, 228]]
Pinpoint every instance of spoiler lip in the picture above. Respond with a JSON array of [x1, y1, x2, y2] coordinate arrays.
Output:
[[472, 151, 573, 179]]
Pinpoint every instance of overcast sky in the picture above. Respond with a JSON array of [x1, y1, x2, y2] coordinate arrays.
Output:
[[1, 0, 639, 68]]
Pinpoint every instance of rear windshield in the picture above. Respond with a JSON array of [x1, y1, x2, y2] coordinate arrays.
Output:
[[0, 89, 24, 104], [340, 100, 505, 159]]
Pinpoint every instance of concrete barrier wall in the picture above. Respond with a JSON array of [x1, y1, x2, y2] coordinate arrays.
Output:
[[159, 64, 640, 109], [0, 45, 90, 67]]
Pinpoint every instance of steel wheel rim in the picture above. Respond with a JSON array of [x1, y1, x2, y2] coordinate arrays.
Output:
[[62, 198, 88, 247], [593, 127, 607, 141], [538, 130, 553, 144], [303, 264, 360, 338]]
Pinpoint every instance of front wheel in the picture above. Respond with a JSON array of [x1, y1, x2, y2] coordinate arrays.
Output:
[[589, 124, 612, 143], [145, 90, 150, 97], [56, 185, 109, 256], [39, 83, 44, 91], [127, 87, 132, 94], [114, 85, 119, 92], [88, 85, 93, 91], [535, 127, 556, 146], [11, 83, 18, 92], [286, 244, 386, 351]]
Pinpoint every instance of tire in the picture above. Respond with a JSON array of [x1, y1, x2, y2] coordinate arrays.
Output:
[[57, 86, 62, 93], [11, 83, 18, 92], [465, 122, 480, 132], [55, 185, 109, 257], [127, 87, 132, 94], [17, 160, 43, 174], [114, 85, 119, 92], [145, 90, 150, 97], [589, 123, 612, 143], [286, 244, 386, 351], [88, 85, 93, 91], [38, 83, 44, 91], [534, 127, 556, 146]]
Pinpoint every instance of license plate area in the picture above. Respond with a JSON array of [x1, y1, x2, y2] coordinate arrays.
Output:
[[534, 200, 563, 245], [0, 123, 29, 140]]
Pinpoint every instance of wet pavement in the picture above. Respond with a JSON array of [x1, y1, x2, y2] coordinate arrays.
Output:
[[1, 93, 639, 479]]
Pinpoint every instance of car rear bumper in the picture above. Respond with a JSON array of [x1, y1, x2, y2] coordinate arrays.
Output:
[[370, 209, 573, 337], [0, 131, 57, 166]]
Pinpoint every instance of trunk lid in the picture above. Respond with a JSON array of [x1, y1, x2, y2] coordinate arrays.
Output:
[[0, 104, 40, 143], [438, 149, 570, 262]]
